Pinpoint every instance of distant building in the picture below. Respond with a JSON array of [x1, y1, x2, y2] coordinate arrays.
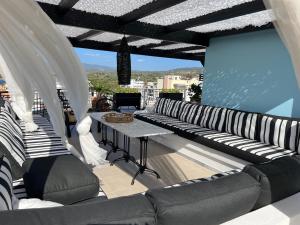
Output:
[[128, 79, 145, 89], [157, 75, 200, 90]]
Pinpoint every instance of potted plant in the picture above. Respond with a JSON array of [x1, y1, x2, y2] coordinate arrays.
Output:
[[188, 84, 202, 104], [159, 89, 183, 100]]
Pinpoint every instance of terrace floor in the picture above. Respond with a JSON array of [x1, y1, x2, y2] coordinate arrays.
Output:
[[68, 120, 216, 199]]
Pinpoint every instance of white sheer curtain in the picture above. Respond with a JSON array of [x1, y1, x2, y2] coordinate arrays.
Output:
[[263, 0, 300, 87], [0, 0, 107, 165]]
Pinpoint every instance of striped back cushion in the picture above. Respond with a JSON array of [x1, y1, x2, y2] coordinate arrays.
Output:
[[154, 98, 171, 115], [0, 109, 22, 136], [179, 103, 203, 124], [226, 109, 258, 140], [165, 100, 185, 118], [3, 101, 16, 119], [199, 106, 227, 132], [0, 111, 25, 166], [258, 115, 299, 151], [0, 156, 13, 210]]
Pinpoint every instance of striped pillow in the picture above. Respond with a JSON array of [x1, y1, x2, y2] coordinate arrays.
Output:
[[179, 104, 203, 124], [259, 115, 299, 151], [154, 98, 170, 115], [199, 106, 227, 132], [0, 112, 26, 166], [0, 156, 13, 210], [165, 100, 185, 118], [0, 109, 22, 136], [3, 101, 16, 119], [226, 109, 258, 140]]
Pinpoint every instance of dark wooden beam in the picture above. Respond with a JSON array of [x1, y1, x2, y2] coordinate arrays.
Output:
[[58, 0, 80, 14], [167, 0, 266, 31], [69, 38, 203, 61], [206, 22, 274, 38], [119, 0, 187, 24], [38, 2, 209, 46], [77, 30, 104, 41], [109, 36, 144, 46]]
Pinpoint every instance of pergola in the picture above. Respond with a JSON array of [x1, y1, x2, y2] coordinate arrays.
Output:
[[36, 0, 274, 64]]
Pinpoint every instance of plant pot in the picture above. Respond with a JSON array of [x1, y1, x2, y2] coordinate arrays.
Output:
[[113, 93, 141, 111]]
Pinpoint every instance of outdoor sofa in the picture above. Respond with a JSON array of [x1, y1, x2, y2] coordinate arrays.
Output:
[[135, 98, 298, 164], [1, 98, 300, 225]]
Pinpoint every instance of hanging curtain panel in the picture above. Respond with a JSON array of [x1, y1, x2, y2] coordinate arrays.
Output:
[[0, 0, 107, 165], [263, 0, 300, 88]]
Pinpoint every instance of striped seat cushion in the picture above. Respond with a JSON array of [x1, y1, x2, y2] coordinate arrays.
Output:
[[199, 105, 227, 132], [0, 156, 13, 210], [20, 115, 70, 159], [258, 115, 299, 152], [154, 98, 171, 115], [164, 169, 241, 189], [203, 132, 296, 160], [225, 109, 258, 140], [165, 100, 186, 118], [179, 103, 203, 124]]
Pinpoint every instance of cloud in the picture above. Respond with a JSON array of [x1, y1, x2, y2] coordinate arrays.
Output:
[[137, 58, 145, 63]]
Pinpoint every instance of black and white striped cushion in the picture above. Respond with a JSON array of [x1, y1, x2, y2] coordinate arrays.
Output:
[[178, 103, 203, 124], [225, 109, 258, 140], [165, 100, 186, 118], [199, 106, 227, 132], [0, 108, 22, 137], [203, 132, 296, 160], [21, 115, 70, 159], [155, 98, 171, 115], [0, 113, 26, 166], [164, 169, 241, 189], [258, 115, 299, 152], [0, 156, 13, 210]]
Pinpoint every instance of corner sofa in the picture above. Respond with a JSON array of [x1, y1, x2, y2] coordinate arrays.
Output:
[[0, 99, 106, 203], [2, 155, 300, 225], [135, 98, 298, 164]]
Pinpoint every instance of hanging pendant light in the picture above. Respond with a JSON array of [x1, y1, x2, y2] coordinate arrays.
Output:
[[117, 35, 131, 85]]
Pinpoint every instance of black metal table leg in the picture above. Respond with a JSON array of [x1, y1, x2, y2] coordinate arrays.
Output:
[[106, 130, 123, 160], [131, 137, 160, 185], [111, 135, 135, 165]]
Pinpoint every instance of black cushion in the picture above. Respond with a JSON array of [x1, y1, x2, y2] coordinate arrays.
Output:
[[0, 194, 156, 225], [22, 155, 99, 205], [146, 172, 260, 225], [0, 142, 24, 180], [243, 156, 300, 209]]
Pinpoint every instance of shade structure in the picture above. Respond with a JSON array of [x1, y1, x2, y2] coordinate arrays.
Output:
[[117, 36, 131, 85]]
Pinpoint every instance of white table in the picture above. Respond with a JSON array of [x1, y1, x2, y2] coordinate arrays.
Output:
[[90, 112, 174, 184]]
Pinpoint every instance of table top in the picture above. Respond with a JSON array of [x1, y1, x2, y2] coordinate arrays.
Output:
[[90, 112, 174, 138]]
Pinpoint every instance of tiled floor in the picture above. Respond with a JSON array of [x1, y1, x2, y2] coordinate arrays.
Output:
[[69, 119, 215, 199]]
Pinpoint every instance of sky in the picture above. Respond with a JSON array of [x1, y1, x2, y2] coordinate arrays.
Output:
[[75, 48, 202, 71]]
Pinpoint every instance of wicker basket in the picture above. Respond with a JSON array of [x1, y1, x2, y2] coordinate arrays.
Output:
[[103, 113, 134, 123]]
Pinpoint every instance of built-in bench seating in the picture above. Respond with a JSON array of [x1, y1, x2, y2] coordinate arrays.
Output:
[[0, 100, 107, 201], [135, 98, 298, 164]]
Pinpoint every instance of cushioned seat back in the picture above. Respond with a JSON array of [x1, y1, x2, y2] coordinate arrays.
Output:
[[178, 103, 203, 124], [146, 172, 260, 225], [199, 105, 227, 131], [225, 109, 259, 140], [257, 114, 299, 152], [243, 156, 300, 209], [165, 99, 186, 118], [154, 98, 171, 115], [0, 156, 13, 211], [0, 109, 25, 167]]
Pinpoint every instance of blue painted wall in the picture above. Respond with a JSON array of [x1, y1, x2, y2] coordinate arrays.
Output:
[[202, 29, 300, 117]]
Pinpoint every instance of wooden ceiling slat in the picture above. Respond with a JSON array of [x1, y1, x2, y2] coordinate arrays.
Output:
[[58, 0, 80, 14], [38, 2, 209, 46]]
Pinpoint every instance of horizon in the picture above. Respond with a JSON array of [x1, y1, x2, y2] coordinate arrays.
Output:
[[75, 48, 203, 72]]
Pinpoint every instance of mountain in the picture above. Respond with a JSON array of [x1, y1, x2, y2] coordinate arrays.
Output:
[[83, 63, 202, 74], [83, 63, 115, 72]]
